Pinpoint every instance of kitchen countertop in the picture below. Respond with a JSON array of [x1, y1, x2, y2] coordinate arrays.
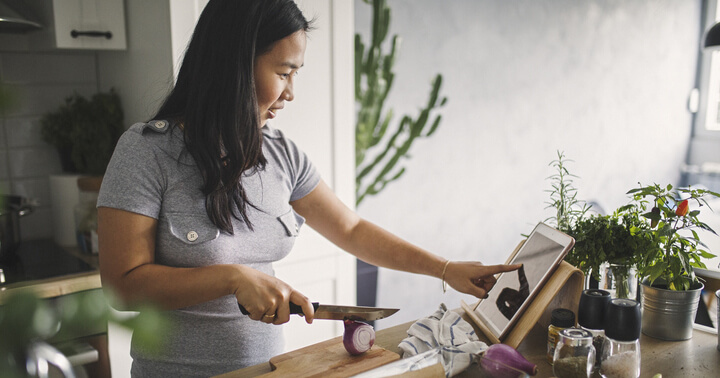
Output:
[[0, 239, 101, 302], [224, 311, 720, 377]]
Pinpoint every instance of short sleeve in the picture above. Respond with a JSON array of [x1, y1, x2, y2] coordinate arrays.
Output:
[[97, 126, 165, 219], [283, 136, 321, 202]]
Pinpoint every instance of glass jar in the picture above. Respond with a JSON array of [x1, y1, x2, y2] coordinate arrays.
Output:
[[552, 328, 595, 378], [598, 263, 637, 299], [580, 327, 604, 370], [600, 298, 641, 378], [74, 176, 102, 254], [547, 308, 575, 364], [600, 337, 640, 378]]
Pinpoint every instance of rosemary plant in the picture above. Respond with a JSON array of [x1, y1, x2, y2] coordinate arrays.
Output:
[[544, 151, 591, 233]]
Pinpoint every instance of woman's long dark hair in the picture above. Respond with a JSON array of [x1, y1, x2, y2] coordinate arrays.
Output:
[[153, 0, 311, 234]]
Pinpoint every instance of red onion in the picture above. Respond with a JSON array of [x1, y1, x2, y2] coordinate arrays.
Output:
[[343, 319, 375, 355], [481, 343, 537, 376]]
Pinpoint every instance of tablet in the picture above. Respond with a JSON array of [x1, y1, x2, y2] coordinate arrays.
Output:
[[474, 222, 575, 341]]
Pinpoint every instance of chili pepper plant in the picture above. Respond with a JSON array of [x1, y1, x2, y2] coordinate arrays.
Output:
[[621, 183, 720, 291]]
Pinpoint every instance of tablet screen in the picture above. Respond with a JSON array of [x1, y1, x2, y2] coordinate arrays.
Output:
[[475, 223, 574, 339]]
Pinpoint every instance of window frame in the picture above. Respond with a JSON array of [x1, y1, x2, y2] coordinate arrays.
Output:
[[695, 0, 720, 136]]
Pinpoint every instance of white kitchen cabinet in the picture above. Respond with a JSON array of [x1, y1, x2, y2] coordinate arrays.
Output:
[[52, 0, 127, 50]]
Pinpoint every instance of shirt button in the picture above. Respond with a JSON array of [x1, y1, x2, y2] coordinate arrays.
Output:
[[154, 120, 167, 129], [187, 231, 199, 242], [294, 224, 299, 232]]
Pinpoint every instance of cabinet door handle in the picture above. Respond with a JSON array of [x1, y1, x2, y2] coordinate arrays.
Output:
[[71, 30, 113, 39]]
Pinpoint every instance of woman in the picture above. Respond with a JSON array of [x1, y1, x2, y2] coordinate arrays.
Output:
[[97, 0, 521, 376]]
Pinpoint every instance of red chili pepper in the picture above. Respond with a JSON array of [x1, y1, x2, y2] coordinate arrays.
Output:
[[675, 199, 689, 217]]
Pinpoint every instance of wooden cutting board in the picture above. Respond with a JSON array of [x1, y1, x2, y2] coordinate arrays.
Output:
[[256, 336, 400, 378]]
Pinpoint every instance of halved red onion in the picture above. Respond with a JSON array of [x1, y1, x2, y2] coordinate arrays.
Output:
[[343, 319, 375, 355]]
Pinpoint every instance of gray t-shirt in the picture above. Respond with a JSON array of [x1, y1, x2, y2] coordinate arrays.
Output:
[[97, 119, 321, 377]]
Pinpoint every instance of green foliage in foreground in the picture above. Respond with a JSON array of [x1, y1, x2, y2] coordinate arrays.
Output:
[[0, 290, 169, 376]]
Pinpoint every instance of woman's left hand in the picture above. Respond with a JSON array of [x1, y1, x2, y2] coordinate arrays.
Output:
[[443, 262, 522, 299]]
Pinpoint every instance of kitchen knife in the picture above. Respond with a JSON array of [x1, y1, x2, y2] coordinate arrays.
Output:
[[238, 302, 399, 321]]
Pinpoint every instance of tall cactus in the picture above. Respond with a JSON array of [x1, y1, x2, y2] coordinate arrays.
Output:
[[355, 0, 447, 206]]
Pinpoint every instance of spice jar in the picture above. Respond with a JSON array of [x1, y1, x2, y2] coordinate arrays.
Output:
[[600, 298, 641, 378], [577, 289, 611, 369], [547, 308, 575, 364], [74, 176, 102, 254], [552, 328, 595, 378]]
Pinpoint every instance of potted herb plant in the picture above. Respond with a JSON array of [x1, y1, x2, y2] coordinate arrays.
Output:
[[40, 89, 124, 176], [623, 183, 720, 340], [543, 152, 654, 299], [40, 89, 124, 247], [565, 212, 655, 299], [543, 151, 591, 235]]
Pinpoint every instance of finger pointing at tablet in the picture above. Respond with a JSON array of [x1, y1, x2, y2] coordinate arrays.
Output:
[[443, 262, 523, 299]]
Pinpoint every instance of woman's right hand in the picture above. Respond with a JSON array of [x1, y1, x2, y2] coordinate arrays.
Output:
[[232, 265, 315, 325]]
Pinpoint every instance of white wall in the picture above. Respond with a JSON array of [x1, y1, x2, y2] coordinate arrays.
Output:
[[97, 0, 174, 125], [354, 0, 703, 329]]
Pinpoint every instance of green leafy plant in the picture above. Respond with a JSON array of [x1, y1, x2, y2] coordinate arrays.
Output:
[[40, 89, 124, 175], [543, 151, 652, 298], [0, 290, 168, 377], [544, 151, 591, 233], [354, 0, 447, 206], [623, 183, 720, 291], [565, 212, 654, 298]]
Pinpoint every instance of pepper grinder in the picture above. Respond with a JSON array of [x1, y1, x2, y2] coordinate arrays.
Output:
[[577, 289, 611, 369], [600, 298, 641, 378]]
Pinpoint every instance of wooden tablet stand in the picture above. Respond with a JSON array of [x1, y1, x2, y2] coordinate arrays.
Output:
[[461, 244, 584, 348]]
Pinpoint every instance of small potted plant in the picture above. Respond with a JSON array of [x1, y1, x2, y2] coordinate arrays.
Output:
[[40, 89, 124, 176], [565, 211, 655, 299], [623, 183, 720, 340], [40, 89, 124, 248], [542, 152, 656, 299], [543, 151, 591, 235]]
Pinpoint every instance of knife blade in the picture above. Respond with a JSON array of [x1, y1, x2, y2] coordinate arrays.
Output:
[[238, 302, 399, 321]]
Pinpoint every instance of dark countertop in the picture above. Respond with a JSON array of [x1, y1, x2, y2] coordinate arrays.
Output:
[[0, 239, 100, 301]]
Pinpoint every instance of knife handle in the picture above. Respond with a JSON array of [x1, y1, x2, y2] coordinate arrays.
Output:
[[238, 302, 319, 316], [289, 302, 320, 315]]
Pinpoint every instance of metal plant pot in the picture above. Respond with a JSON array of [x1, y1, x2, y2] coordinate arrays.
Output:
[[640, 278, 703, 341]]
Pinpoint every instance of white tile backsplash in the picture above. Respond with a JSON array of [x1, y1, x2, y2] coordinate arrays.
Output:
[[5, 116, 45, 148], [8, 147, 62, 178], [0, 118, 6, 148], [0, 149, 8, 179], [6, 83, 98, 117], [2, 52, 97, 85], [12, 177, 51, 210], [0, 51, 99, 240], [19, 207, 54, 240]]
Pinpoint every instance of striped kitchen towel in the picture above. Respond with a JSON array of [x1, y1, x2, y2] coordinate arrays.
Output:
[[398, 303, 488, 377]]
